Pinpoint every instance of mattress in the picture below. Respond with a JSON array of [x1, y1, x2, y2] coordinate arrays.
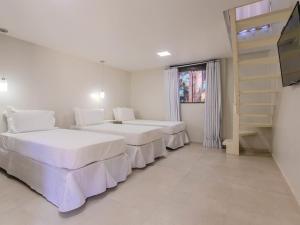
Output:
[[78, 123, 163, 146], [0, 129, 126, 170], [123, 120, 186, 135]]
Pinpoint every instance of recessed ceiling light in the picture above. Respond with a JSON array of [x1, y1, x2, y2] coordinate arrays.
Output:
[[0, 28, 8, 33], [157, 51, 171, 57]]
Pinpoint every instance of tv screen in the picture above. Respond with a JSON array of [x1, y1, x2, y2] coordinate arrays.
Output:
[[278, 2, 300, 87]]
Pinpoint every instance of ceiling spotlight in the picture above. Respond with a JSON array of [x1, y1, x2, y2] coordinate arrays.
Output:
[[157, 51, 171, 57], [0, 28, 8, 33]]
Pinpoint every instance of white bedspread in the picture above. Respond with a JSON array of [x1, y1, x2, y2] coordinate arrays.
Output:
[[127, 138, 167, 168], [0, 148, 131, 212], [123, 120, 186, 135], [164, 131, 190, 149], [78, 123, 163, 146], [0, 129, 126, 169]]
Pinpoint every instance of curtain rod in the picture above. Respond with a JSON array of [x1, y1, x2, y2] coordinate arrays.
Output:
[[170, 59, 221, 68]]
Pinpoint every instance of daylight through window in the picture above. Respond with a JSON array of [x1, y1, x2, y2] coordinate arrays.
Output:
[[178, 64, 207, 103]]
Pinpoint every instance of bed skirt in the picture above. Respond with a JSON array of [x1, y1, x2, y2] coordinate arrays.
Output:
[[0, 149, 131, 212], [126, 138, 167, 168], [164, 131, 190, 150]]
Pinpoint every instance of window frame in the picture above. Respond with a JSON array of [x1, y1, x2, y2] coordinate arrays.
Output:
[[178, 64, 207, 104]]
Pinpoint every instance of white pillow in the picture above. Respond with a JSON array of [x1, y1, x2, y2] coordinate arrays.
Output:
[[114, 107, 135, 121], [74, 108, 104, 126], [4, 108, 56, 133]]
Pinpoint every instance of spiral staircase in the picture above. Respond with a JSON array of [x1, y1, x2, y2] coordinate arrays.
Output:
[[224, 6, 292, 155]]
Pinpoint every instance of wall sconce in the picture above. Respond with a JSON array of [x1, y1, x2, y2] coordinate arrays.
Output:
[[0, 77, 8, 92], [90, 90, 105, 101], [100, 91, 105, 99]]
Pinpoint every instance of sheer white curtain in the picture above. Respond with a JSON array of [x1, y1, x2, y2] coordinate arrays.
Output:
[[203, 61, 222, 149], [164, 68, 180, 121]]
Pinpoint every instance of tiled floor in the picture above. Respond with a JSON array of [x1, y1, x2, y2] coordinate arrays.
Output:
[[0, 143, 299, 225]]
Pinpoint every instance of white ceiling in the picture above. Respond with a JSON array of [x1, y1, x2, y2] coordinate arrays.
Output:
[[0, 0, 257, 71]]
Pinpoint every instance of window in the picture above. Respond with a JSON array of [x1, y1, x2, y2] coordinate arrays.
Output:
[[178, 64, 207, 103], [236, 0, 271, 35]]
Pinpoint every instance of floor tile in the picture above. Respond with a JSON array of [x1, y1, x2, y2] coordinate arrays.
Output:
[[0, 143, 299, 225]]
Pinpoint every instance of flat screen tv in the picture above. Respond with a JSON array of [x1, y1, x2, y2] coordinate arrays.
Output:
[[278, 1, 300, 87]]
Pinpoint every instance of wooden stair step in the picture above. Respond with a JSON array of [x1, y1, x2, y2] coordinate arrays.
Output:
[[239, 56, 278, 65], [239, 130, 257, 137], [240, 102, 275, 107], [240, 89, 279, 95], [240, 113, 272, 118], [240, 123, 273, 128], [238, 36, 279, 51], [240, 74, 281, 81], [223, 139, 232, 146], [222, 139, 238, 155], [237, 8, 292, 32]]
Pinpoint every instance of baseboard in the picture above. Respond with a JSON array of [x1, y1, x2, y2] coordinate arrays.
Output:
[[272, 153, 300, 207]]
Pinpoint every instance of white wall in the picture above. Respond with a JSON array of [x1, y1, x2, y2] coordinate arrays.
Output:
[[130, 59, 231, 143], [273, 86, 300, 205], [180, 104, 205, 143], [130, 69, 166, 120], [271, 0, 300, 205], [0, 34, 131, 131]]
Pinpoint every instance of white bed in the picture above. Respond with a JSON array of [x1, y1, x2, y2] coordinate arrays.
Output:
[[0, 108, 131, 212], [0, 129, 126, 169], [0, 129, 131, 212], [74, 108, 167, 168], [113, 107, 190, 149]]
